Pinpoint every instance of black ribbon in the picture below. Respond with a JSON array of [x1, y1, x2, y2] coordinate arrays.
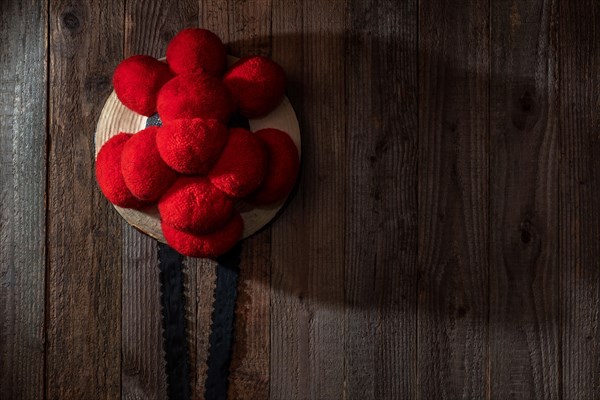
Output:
[[205, 244, 242, 400], [158, 243, 192, 400]]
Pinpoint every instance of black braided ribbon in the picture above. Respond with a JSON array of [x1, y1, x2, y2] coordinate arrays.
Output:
[[205, 243, 242, 400], [158, 243, 192, 400]]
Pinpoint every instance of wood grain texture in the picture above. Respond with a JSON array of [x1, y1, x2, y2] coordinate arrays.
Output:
[[489, 1, 560, 399], [6, 1, 600, 399], [0, 0, 47, 399], [46, 0, 123, 398], [185, 258, 217, 398], [121, 229, 166, 400], [270, 1, 347, 399], [344, 0, 418, 398], [417, 0, 490, 398], [559, 1, 600, 398], [227, 238, 271, 399], [269, 1, 305, 398], [121, 1, 197, 398]]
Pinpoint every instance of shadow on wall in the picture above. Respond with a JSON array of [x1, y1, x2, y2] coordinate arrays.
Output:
[[221, 28, 559, 328]]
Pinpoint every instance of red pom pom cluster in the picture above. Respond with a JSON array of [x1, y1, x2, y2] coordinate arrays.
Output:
[[97, 28, 299, 258]]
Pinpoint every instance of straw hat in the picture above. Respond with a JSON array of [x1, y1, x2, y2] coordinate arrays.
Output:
[[95, 55, 301, 244]]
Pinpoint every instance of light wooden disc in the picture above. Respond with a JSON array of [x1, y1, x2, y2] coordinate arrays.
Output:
[[95, 57, 301, 243]]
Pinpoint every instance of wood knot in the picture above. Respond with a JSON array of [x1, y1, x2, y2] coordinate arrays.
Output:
[[519, 90, 534, 113], [456, 306, 468, 318], [61, 12, 80, 31], [85, 75, 111, 95], [519, 219, 533, 244], [512, 85, 538, 130]]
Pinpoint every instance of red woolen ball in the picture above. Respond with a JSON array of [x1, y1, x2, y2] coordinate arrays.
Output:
[[247, 128, 300, 205], [162, 212, 244, 258], [158, 176, 233, 234], [113, 55, 174, 117], [223, 56, 286, 118], [156, 118, 228, 175], [157, 73, 234, 122], [121, 127, 178, 201], [208, 128, 267, 198], [166, 28, 227, 76], [96, 133, 148, 209]]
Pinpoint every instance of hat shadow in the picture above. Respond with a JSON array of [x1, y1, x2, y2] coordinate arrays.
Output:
[[218, 29, 557, 329]]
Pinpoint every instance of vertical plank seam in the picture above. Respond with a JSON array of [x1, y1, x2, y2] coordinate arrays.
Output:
[[342, 0, 349, 396], [486, 0, 492, 398], [42, 0, 51, 397], [414, 0, 420, 398], [555, 0, 563, 396]]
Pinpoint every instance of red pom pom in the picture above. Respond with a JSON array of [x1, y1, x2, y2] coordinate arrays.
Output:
[[162, 212, 244, 258], [157, 73, 234, 122], [208, 128, 267, 198], [248, 128, 300, 205], [113, 55, 174, 116], [223, 56, 286, 118], [156, 118, 228, 175], [121, 127, 178, 201], [96, 133, 148, 209], [166, 28, 226, 76], [158, 176, 233, 234]]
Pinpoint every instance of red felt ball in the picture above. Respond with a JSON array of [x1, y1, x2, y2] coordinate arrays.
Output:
[[121, 126, 178, 201], [162, 212, 244, 258], [156, 118, 228, 175], [166, 28, 227, 76], [157, 73, 234, 122], [113, 55, 174, 116], [158, 176, 233, 234], [208, 128, 267, 198], [223, 56, 286, 118], [96, 133, 148, 209], [247, 128, 300, 205]]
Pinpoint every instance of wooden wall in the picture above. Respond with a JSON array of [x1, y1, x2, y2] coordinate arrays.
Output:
[[1, 0, 599, 398]]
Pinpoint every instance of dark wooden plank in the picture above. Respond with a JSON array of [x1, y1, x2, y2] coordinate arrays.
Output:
[[0, 0, 47, 398], [227, 237, 271, 400], [191, 2, 275, 399], [344, 0, 418, 398], [488, 1, 560, 398], [559, 1, 600, 397], [121, 1, 197, 398], [121, 230, 167, 400], [46, 1, 123, 398], [124, 0, 198, 59], [417, 0, 489, 398], [185, 258, 216, 398], [270, 1, 347, 399]]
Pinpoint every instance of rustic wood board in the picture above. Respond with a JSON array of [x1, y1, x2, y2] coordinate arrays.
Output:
[[4, 0, 600, 399], [489, 0, 560, 398], [46, 0, 124, 398], [343, 0, 418, 398], [0, 0, 47, 399], [559, 1, 600, 398], [418, 0, 490, 397]]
